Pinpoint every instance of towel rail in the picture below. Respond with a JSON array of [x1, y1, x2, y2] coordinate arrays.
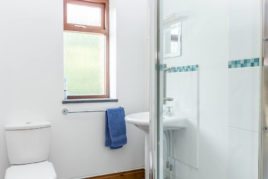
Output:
[[62, 108, 106, 115]]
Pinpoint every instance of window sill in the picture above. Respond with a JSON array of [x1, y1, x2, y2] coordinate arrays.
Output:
[[62, 98, 118, 104]]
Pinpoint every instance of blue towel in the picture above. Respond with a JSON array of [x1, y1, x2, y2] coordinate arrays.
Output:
[[105, 107, 127, 149]]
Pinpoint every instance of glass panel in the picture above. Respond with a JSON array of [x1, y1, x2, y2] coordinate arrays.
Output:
[[67, 3, 102, 27], [157, 0, 261, 179], [64, 31, 106, 96]]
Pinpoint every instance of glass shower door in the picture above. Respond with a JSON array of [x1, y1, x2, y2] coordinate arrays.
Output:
[[156, 0, 262, 178]]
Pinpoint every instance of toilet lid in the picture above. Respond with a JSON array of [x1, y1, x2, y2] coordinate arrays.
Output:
[[5, 161, 56, 179]]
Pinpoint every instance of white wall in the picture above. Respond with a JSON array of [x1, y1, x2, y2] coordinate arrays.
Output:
[[0, 0, 149, 178]]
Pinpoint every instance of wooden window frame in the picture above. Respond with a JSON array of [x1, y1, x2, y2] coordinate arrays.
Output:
[[64, 0, 110, 100]]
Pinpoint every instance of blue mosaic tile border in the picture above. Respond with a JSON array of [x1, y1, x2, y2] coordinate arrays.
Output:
[[158, 64, 198, 72], [166, 64, 199, 73], [158, 64, 167, 71], [228, 58, 260, 68]]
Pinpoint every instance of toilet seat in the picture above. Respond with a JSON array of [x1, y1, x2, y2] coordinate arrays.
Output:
[[5, 161, 56, 179]]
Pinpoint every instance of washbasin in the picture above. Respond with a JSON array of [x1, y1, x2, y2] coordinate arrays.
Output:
[[125, 112, 188, 179], [126, 112, 150, 133], [125, 112, 188, 133]]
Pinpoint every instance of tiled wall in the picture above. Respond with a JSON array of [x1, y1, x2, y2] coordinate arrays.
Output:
[[228, 58, 260, 179], [163, 57, 261, 179]]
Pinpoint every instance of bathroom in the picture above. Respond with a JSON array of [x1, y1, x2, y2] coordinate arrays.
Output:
[[0, 0, 267, 178]]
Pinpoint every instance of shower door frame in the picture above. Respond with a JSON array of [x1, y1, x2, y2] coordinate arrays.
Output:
[[149, 0, 164, 178], [262, 0, 267, 178]]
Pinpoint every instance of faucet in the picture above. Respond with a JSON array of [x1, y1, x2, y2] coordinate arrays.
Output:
[[163, 97, 174, 104]]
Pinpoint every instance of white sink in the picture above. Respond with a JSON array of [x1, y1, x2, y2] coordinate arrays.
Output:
[[164, 115, 188, 130], [125, 112, 188, 133], [125, 111, 188, 179], [126, 112, 150, 133]]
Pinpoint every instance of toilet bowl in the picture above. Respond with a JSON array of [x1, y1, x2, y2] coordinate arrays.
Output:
[[5, 161, 56, 179], [4, 120, 57, 179]]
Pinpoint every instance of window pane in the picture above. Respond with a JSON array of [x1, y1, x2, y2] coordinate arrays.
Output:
[[67, 3, 102, 27], [64, 32, 106, 96]]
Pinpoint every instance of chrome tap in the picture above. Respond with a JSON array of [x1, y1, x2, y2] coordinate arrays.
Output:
[[163, 97, 174, 104]]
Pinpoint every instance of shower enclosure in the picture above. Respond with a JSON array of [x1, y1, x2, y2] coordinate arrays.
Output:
[[150, 0, 265, 178]]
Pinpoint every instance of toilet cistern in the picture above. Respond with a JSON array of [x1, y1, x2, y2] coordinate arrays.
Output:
[[4, 119, 57, 179]]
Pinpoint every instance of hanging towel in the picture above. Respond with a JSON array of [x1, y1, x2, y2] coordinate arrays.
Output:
[[105, 107, 127, 149]]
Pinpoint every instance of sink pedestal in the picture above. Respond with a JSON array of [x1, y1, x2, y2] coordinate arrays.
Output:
[[145, 134, 149, 179]]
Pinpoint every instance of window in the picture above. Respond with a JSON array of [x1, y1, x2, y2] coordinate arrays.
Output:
[[64, 0, 109, 99]]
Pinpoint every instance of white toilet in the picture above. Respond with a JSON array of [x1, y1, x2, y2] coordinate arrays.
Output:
[[4, 120, 57, 179]]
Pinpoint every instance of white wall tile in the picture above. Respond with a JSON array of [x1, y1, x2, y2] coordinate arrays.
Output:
[[174, 160, 191, 179], [228, 67, 260, 132], [228, 128, 258, 179], [229, 0, 261, 60]]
